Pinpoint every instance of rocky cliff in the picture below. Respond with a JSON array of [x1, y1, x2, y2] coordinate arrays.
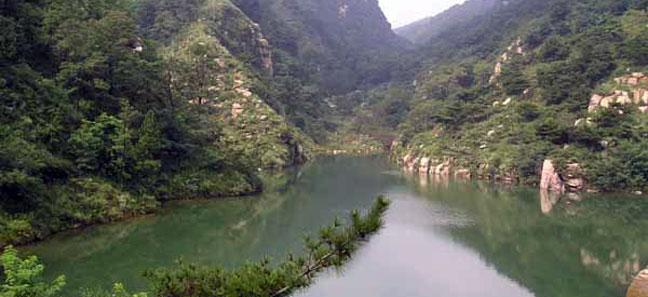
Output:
[[160, 4, 314, 169]]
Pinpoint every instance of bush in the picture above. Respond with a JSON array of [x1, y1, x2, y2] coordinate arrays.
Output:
[[0, 246, 66, 297]]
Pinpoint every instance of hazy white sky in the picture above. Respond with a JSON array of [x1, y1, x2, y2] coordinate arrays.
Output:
[[379, 0, 466, 28]]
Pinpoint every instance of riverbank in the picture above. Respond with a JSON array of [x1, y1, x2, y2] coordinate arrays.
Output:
[[24, 156, 648, 297], [390, 141, 647, 197]]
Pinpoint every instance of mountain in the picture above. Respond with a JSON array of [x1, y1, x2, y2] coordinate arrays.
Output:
[[385, 0, 648, 194], [395, 0, 499, 45], [233, 0, 409, 92]]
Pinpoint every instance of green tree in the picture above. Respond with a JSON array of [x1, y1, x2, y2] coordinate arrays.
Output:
[[0, 246, 65, 297]]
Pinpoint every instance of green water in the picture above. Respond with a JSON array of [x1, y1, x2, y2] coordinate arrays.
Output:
[[25, 156, 648, 297]]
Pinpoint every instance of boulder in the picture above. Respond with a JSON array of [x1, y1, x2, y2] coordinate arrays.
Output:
[[231, 103, 244, 119], [540, 160, 564, 193], [405, 156, 419, 172], [403, 154, 414, 166], [618, 94, 633, 105], [600, 96, 614, 108], [419, 157, 431, 175], [235, 88, 253, 97], [588, 94, 604, 112], [455, 169, 471, 180], [633, 89, 648, 105], [432, 159, 452, 176], [565, 178, 585, 192], [631, 72, 645, 78], [627, 269, 648, 297]]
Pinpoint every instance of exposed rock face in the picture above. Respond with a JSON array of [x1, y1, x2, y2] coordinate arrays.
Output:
[[432, 158, 453, 176], [419, 157, 431, 175], [403, 154, 418, 172], [257, 38, 273, 75], [627, 269, 648, 297], [489, 37, 524, 84], [455, 169, 471, 180], [589, 73, 648, 113], [540, 160, 564, 193]]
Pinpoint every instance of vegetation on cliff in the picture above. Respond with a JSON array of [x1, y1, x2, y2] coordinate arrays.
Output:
[[377, 0, 648, 193]]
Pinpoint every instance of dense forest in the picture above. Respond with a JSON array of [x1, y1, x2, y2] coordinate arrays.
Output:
[[1, 0, 647, 295]]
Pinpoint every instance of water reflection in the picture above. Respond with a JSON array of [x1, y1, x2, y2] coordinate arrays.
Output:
[[24, 156, 648, 297], [403, 176, 647, 297], [539, 190, 560, 214]]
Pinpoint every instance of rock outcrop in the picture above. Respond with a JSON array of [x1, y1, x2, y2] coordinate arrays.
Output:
[[540, 160, 565, 193], [399, 153, 458, 178], [589, 73, 648, 113], [564, 163, 585, 192], [627, 269, 648, 297], [257, 37, 273, 75], [489, 37, 524, 84], [540, 160, 585, 193], [419, 157, 431, 175]]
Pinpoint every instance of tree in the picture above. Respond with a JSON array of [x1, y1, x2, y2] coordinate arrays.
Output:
[[0, 246, 65, 297]]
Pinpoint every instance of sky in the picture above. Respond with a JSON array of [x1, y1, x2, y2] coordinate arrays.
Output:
[[378, 0, 467, 28]]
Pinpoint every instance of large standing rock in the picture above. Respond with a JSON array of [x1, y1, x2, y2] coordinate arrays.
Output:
[[540, 160, 564, 193], [627, 269, 648, 297]]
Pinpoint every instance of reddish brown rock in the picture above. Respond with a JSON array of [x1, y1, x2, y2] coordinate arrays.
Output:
[[627, 269, 648, 297]]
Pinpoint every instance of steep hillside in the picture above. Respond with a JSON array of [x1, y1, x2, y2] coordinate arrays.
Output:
[[360, 0, 648, 194], [233, 0, 409, 92], [139, 0, 314, 169]]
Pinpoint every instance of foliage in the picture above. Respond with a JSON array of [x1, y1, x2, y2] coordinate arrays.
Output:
[[388, 0, 648, 192], [1, 198, 389, 297], [144, 197, 390, 297], [0, 246, 65, 297]]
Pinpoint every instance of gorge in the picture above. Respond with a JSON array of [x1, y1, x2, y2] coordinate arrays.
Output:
[[1, 0, 647, 296]]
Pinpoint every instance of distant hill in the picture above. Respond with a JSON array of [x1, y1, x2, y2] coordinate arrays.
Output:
[[395, 0, 500, 44]]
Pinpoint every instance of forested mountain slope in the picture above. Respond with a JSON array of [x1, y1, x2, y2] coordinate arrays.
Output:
[[386, 0, 648, 194], [0, 0, 407, 245]]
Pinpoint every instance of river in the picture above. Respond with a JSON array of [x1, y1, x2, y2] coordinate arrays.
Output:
[[24, 156, 648, 297]]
